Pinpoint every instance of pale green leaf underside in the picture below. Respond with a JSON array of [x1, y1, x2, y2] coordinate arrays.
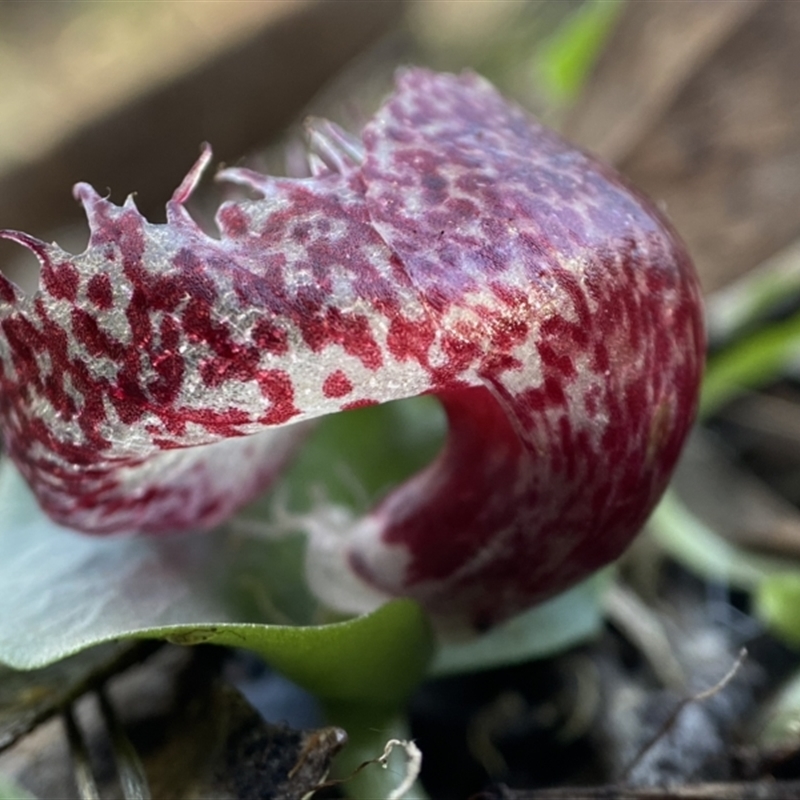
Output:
[[432, 571, 607, 675], [0, 460, 431, 705]]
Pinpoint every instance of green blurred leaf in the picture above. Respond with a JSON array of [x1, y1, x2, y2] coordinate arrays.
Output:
[[649, 489, 800, 649], [660, 251, 800, 646], [432, 571, 608, 676], [649, 489, 793, 591], [267, 395, 446, 515], [654, 298, 800, 648], [752, 664, 800, 751], [705, 241, 800, 344], [0, 774, 35, 800], [756, 573, 800, 649], [701, 310, 800, 418], [535, 0, 623, 104], [232, 600, 432, 707]]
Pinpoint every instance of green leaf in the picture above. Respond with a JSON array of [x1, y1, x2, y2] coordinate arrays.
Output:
[[672, 251, 800, 649], [701, 309, 800, 418], [752, 665, 800, 751], [535, 0, 623, 104], [0, 774, 35, 800], [263, 395, 446, 515], [649, 489, 793, 591], [431, 571, 608, 676], [0, 460, 432, 707], [649, 489, 800, 649], [0, 458, 234, 669], [234, 599, 432, 707], [705, 240, 800, 344], [756, 573, 800, 649]]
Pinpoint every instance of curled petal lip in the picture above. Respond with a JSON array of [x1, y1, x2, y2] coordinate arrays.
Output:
[[0, 68, 704, 628]]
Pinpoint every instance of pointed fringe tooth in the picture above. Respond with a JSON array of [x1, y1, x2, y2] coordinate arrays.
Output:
[[215, 165, 279, 196], [0, 230, 51, 292], [166, 143, 213, 228], [310, 118, 366, 162], [0, 229, 51, 272], [73, 181, 103, 205], [0, 231, 31, 304], [73, 182, 121, 240], [0, 275, 17, 304], [304, 117, 365, 174], [306, 153, 332, 178], [73, 181, 123, 215], [171, 143, 213, 206]]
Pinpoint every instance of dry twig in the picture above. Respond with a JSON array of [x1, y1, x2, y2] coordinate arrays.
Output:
[[485, 781, 800, 799]]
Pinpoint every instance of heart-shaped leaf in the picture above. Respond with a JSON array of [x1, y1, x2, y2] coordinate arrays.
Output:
[[0, 459, 432, 708]]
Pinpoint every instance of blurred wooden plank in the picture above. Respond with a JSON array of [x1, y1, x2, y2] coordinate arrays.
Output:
[[566, 0, 800, 294], [564, 0, 763, 164], [0, 3, 300, 172], [621, 2, 800, 293], [0, 0, 404, 237]]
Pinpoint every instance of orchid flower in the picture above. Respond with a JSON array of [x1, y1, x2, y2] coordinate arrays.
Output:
[[0, 69, 704, 630]]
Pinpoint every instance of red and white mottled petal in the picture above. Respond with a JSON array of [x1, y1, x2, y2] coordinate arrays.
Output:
[[0, 68, 704, 629], [340, 69, 704, 627], [0, 156, 435, 533]]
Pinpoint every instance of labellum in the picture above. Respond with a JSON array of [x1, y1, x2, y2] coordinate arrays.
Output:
[[0, 69, 704, 629]]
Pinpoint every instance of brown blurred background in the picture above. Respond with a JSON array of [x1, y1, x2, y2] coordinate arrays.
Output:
[[0, 0, 798, 294]]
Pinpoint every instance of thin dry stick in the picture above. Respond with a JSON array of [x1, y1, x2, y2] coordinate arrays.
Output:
[[0, 640, 162, 757], [621, 648, 748, 782], [379, 738, 423, 800], [488, 780, 800, 799], [63, 705, 100, 800], [97, 689, 152, 800], [313, 737, 423, 798], [603, 582, 687, 691]]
